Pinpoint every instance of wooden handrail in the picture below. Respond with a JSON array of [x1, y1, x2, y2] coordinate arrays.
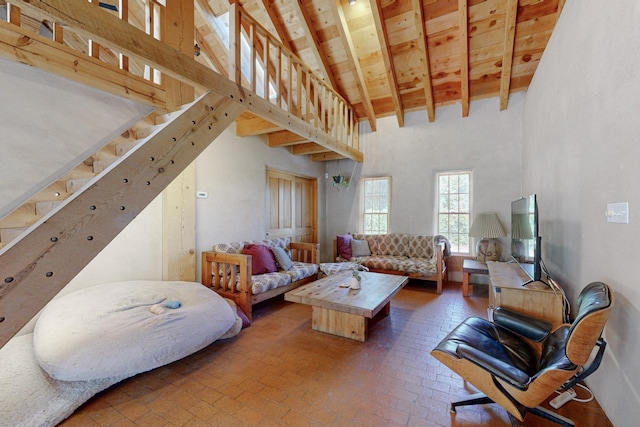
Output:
[[229, 3, 359, 153]]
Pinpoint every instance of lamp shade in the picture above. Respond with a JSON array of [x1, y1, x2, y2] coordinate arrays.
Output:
[[469, 212, 506, 238]]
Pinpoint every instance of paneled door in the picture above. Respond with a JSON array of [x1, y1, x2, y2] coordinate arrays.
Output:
[[267, 169, 317, 243]]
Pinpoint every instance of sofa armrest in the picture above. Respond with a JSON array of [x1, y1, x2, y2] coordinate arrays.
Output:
[[201, 251, 251, 296], [290, 242, 319, 264]]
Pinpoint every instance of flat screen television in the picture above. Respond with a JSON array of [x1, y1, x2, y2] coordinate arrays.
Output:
[[511, 194, 542, 282]]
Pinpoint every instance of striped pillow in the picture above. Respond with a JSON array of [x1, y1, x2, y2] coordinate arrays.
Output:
[[271, 246, 294, 271]]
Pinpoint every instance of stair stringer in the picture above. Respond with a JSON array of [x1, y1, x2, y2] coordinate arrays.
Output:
[[0, 91, 245, 347]]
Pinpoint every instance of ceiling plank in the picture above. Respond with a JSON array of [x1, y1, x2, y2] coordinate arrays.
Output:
[[290, 0, 339, 90], [411, 0, 435, 122], [499, 0, 518, 111], [333, 0, 376, 131], [369, 0, 403, 127], [194, 0, 228, 76], [458, 0, 469, 117], [259, 0, 293, 50]]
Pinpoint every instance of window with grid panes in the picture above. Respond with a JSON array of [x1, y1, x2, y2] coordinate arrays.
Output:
[[437, 171, 471, 253], [361, 177, 391, 234]]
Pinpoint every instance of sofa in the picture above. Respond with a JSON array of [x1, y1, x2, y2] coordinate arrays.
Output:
[[334, 233, 449, 293], [202, 237, 319, 320]]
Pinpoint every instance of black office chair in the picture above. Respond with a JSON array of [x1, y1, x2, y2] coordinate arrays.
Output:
[[431, 282, 613, 426]]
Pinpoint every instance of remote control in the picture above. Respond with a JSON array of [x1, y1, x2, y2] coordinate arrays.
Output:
[[550, 388, 577, 409]]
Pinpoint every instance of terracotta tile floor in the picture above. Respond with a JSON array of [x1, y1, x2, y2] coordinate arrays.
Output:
[[61, 281, 612, 426]]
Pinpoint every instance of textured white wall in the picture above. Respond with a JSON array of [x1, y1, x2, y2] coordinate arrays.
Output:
[[194, 125, 326, 270], [324, 94, 525, 264], [522, 1, 640, 424]]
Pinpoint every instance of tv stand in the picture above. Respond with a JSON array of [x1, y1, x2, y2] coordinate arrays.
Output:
[[487, 261, 564, 328]]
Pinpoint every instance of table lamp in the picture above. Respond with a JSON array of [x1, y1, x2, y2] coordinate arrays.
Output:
[[469, 212, 506, 263]]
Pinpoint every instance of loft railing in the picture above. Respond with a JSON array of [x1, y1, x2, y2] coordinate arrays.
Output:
[[228, 3, 359, 152], [4, 0, 167, 88]]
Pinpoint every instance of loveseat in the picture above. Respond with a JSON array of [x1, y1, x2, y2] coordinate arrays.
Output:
[[202, 237, 319, 320], [334, 233, 449, 293]]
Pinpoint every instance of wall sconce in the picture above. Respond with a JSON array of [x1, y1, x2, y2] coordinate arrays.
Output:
[[194, 43, 201, 57], [349, 0, 356, 5]]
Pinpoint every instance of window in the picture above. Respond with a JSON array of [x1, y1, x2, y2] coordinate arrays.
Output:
[[361, 177, 391, 234], [437, 171, 471, 253]]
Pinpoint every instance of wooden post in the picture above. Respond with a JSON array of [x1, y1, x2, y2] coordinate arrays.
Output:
[[163, 0, 196, 282]]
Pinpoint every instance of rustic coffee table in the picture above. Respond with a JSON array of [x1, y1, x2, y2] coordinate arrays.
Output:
[[284, 270, 408, 341]]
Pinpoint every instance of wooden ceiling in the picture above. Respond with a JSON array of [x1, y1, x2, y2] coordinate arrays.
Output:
[[195, 0, 564, 130]]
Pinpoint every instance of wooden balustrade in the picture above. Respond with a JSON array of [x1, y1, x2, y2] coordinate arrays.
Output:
[[4, 1, 167, 88], [229, 3, 359, 153]]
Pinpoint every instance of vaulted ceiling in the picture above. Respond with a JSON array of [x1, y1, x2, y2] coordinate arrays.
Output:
[[193, 0, 564, 130]]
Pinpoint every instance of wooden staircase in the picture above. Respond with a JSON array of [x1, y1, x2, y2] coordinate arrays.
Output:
[[0, 109, 171, 250]]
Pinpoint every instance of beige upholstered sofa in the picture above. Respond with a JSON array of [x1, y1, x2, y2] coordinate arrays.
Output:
[[334, 233, 449, 293], [202, 237, 318, 320]]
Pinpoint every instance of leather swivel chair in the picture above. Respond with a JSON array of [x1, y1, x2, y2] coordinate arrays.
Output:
[[431, 282, 613, 426]]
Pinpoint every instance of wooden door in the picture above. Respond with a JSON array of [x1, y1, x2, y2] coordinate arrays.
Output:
[[267, 169, 317, 243]]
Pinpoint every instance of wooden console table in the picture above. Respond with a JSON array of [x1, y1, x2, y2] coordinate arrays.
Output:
[[487, 261, 564, 328]]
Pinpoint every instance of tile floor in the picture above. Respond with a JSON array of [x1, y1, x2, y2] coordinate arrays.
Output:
[[61, 281, 612, 426]]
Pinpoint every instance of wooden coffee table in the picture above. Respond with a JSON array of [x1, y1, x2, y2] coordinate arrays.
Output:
[[284, 270, 408, 341]]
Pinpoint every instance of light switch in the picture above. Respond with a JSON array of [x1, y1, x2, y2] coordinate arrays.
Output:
[[606, 202, 629, 224], [196, 191, 208, 199]]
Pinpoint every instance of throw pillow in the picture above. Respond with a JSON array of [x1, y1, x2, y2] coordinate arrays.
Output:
[[336, 234, 353, 259], [351, 239, 371, 257], [241, 244, 278, 274], [271, 246, 294, 271]]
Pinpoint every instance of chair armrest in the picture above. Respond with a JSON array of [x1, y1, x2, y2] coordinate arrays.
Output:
[[201, 251, 251, 294], [290, 242, 319, 264], [493, 306, 553, 342], [456, 343, 530, 391]]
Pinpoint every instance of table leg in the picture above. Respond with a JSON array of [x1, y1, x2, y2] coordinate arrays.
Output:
[[462, 271, 470, 297], [312, 306, 367, 341]]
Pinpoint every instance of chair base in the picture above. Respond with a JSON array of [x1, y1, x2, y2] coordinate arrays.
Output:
[[450, 392, 575, 427]]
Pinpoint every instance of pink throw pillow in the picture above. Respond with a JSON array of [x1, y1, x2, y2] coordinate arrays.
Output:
[[241, 244, 278, 274], [336, 234, 352, 259]]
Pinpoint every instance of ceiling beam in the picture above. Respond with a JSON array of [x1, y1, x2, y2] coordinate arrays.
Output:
[[369, 0, 403, 127], [259, 0, 293, 50], [194, 0, 228, 76], [268, 130, 308, 147], [333, 0, 376, 131], [0, 20, 166, 108], [291, 142, 330, 155], [236, 112, 282, 136], [458, 0, 469, 117], [290, 0, 339, 90], [411, 0, 435, 122], [310, 152, 346, 162], [499, 0, 518, 111]]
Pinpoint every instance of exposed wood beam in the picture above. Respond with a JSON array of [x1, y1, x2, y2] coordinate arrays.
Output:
[[268, 130, 308, 147], [291, 142, 330, 155], [259, 0, 292, 50], [195, 27, 226, 75], [0, 91, 245, 347], [411, 0, 435, 122], [310, 152, 346, 162], [499, 0, 518, 111], [333, 0, 376, 131], [194, 0, 228, 76], [12, 0, 362, 161], [368, 0, 403, 127], [0, 20, 166, 108], [236, 112, 282, 136], [458, 0, 469, 117], [290, 0, 339, 90]]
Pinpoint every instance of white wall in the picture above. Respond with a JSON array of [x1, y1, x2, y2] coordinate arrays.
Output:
[[324, 94, 525, 267], [194, 125, 326, 271], [522, 1, 640, 424]]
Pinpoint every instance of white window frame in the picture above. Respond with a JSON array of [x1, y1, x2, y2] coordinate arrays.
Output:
[[360, 177, 391, 235], [437, 171, 472, 254]]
